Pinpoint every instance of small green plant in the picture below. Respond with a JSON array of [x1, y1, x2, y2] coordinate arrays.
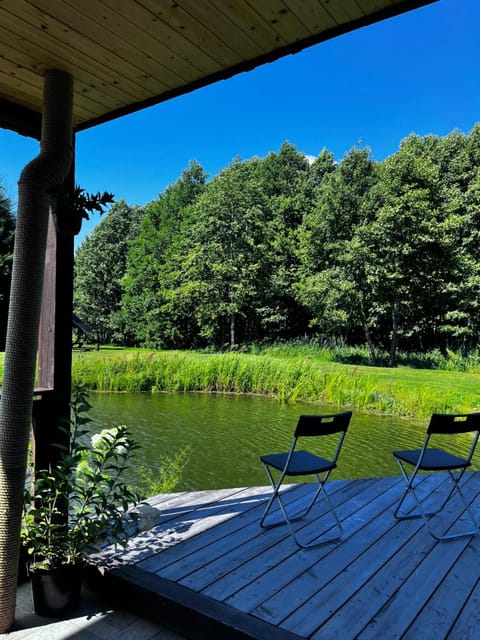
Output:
[[137, 447, 190, 497], [22, 386, 141, 570]]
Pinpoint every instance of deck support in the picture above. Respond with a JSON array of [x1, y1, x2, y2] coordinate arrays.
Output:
[[0, 69, 74, 632]]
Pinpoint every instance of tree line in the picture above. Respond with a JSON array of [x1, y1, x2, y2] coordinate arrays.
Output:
[[73, 124, 480, 365], [0, 185, 15, 350]]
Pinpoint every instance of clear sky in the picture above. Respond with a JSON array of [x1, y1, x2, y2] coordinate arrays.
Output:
[[0, 0, 478, 247]]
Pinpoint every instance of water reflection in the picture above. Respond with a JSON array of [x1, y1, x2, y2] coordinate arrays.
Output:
[[88, 392, 479, 491]]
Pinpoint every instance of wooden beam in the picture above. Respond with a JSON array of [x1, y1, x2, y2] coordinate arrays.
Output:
[[36, 142, 76, 470], [0, 96, 41, 139]]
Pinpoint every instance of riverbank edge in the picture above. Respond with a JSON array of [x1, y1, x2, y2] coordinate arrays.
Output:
[[67, 349, 480, 419]]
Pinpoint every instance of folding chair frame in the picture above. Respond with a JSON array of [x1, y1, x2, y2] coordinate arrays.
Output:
[[260, 411, 351, 548], [393, 413, 480, 541]]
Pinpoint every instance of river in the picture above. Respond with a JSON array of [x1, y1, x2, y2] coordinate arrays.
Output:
[[88, 391, 479, 491]]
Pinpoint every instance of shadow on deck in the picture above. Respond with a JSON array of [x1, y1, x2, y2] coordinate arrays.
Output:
[[87, 473, 480, 640]]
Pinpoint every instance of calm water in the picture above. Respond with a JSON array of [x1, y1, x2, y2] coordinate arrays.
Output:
[[88, 392, 479, 491]]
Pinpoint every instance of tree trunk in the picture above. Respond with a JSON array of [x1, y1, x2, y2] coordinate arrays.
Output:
[[363, 324, 377, 366], [389, 301, 399, 368], [0, 70, 73, 633], [230, 313, 236, 346]]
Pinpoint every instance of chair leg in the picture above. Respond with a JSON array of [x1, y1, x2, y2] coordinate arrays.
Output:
[[441, 469, 480, 540], [260, 466, 343, 548], [394, 460, 435, 521], [394, 462, 480, 541]]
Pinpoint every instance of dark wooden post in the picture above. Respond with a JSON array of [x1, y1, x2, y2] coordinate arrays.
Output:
[[34, 146, 77, 471]]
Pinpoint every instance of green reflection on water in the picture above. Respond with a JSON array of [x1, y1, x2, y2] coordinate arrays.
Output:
[[87, 392, 480, 491]]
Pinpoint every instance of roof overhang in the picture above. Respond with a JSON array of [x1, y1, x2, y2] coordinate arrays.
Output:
[[0, 0, 438, 140]]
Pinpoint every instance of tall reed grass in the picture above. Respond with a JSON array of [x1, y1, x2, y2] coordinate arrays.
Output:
[[71, 349, 480, 419]]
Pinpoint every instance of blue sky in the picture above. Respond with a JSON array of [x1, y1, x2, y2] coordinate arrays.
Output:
[[0, 0, 478, 246]]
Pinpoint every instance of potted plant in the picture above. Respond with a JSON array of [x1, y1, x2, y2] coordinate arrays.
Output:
[[22, 386, 140, 617]]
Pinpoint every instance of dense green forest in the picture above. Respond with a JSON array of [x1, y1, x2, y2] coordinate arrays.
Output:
[[72, 125, 479, 364]]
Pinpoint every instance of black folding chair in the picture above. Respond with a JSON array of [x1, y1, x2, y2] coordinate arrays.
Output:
[[259, 411, 352, 548], [393, 412, 480, 541]]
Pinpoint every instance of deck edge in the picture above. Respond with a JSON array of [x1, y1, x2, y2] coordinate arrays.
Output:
[[86, 563, 304, 640]]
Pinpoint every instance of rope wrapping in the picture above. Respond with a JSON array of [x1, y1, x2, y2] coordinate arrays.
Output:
[[0, 70, 73, 631]]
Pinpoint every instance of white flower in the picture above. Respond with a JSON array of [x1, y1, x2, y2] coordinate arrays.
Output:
[[91, 427, 127, 452], [90, 433, 103, 447]]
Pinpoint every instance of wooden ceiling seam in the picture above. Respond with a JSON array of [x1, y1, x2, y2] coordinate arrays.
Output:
[[276, 0, 338, 34], [0, 45, 127, 116], [244, 0, 314, 43], [100, 0, 216, 76], [0, 18, 143, 104], [75, 0, 438, 133], [124, 0, 249, 71], [67, 0, 197, 84], [23, 0, 183, 90], [0, 0, 174, 107], [167, 1, 266, 60], [0, 0, 439, 139]]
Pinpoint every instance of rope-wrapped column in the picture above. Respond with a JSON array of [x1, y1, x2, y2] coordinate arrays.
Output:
[[0, 70, 73, 632]]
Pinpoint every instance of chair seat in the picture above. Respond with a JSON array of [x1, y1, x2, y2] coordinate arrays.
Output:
[[260, 450, 336, 476], [393, 447, 470, 471]]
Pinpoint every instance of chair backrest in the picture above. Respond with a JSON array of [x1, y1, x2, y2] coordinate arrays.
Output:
[[294, 411, 352, 438], [427, 412, 480, 435]]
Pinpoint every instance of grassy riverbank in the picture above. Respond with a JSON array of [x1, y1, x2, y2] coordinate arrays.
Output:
[[1, 347, 478, 418], [63, 348, 480, 419]]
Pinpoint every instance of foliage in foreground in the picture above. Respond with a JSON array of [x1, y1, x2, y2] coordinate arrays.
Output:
[[22, 386, 141, 570], [136, 447, 190, 496], [21, 384, 189, 570]]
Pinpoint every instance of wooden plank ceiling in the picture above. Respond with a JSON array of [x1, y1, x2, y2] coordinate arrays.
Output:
[[0, 0, 437, 139]]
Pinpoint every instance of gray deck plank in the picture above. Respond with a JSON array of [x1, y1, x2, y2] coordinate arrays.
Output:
[[221, 476, 405, 613], [148, 483, 307, 580], [178, 479, 364, 594], [448, 575, 480, 640], [357, 476, 480, 640], [91, 486, 257, 566], [192, 484, 378, 609], [250, 475, 443, 629], [306, 474, 480, 640], [402, 540, 480, 640], [88, 472, 480, 640]]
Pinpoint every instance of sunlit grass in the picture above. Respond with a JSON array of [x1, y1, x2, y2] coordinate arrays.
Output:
[[66, 348, 480, 418], [1, 346, 478, 418]]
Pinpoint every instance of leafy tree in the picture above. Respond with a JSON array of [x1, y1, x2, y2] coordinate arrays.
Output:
[[121, 161, 207, 347], [74, 128, 480, 356], [447, 125, 480, 351], [0, 183, 15, 349], [170, 158, 272, 346], [445, 154, 480, 351], [393, 128, 480, 355], [256, 142, 317, 338], [74, 200, 144, 344], [296, 147, 379, 359], [310, 147, 336, 188], [367, 135, 454, 365]]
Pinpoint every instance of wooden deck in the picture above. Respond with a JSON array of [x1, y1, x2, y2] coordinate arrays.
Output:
[[88, 472, 480, 639]]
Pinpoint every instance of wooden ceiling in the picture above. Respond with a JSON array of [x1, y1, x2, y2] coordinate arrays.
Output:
[[0, 0, 437, 139]]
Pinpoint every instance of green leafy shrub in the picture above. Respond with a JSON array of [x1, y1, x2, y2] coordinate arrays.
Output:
[[22, 386, 140, 570]]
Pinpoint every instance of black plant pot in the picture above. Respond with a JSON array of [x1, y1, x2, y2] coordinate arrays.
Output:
[[31, 564, 83, 617], [17, 545, 29, 584]]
